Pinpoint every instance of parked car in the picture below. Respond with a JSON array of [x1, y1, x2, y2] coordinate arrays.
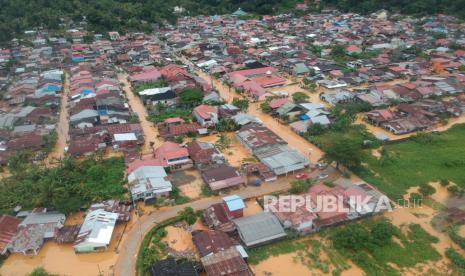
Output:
[[316, 162, 328, 170], [295, 172, 310, 179], [316, 173, 329, 181]]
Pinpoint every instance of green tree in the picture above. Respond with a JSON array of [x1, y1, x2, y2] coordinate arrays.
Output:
[[292, 92, 309, 103], [323, 134, 364, 169], [419, 184, 436, 196], [289, 179, 314, 194], [28, 267, 59, 276], [232, 98, 249, 110], [331, 224, 370, 250], [215, 133, 231, 150], [260, 101, 272, 113], [307, 123, 326, 136], [179, 88, 203, 107], [371, 220, 397, 245], [216, 118, 240, 132], [178, 207, 197, 225]]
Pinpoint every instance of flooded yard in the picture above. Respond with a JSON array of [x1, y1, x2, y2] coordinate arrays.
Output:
[[169, 169, 204, 199], [197, 133, 254, 167], [251, 253, 313, 275], [0, 221, 129, 276], [243, 199, 263, 216], [162, 226, 195, 252]]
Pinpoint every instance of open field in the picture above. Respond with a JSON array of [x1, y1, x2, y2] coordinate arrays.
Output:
[[248, 216, 447, 276], [359, 124, 465, 199]]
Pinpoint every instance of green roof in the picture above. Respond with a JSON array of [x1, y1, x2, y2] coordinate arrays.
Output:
[[232, 8, 247, 16]]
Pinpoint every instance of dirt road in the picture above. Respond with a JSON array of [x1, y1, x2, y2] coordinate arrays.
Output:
[[117, 73, 161, 153], [114, 178, 296, 276], [196, 69, 324, 163]]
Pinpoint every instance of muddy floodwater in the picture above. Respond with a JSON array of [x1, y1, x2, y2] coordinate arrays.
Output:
[[197, 133, 253, 167], [0, 214, 131, 276]]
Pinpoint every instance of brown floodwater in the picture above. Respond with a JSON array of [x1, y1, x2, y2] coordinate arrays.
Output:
[[162, 226, 195, 252], [0, 213, 134, 276], [197, 133, 253, 167]]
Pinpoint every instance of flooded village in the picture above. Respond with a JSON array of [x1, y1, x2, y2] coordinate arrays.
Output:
[[0, 3, 465, 276]]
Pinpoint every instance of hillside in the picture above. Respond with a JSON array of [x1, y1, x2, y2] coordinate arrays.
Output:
[[0, 0, 465, 43]]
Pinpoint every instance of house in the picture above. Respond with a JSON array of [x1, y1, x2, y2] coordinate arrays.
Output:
[[86, 200, 132, 222], [203, 204, 236, 233], [11, 210, 65, 255], [193, 230, 234, 257], [222, 195, 245, 219], [233, 212, 286, 247], [0, 215, 21, 255], [201, 165, 246, 191], [128, 165, 173, 203], [365, 109, 395, 126], [187, 140, 224, 168], [150, 258, 198, 276], [153, 142, 193, 171], [138, 87, 177, 106], [158, 119, 202, 140], [235, 124, 309, 175], [129, 67, 161, 84], [201, 247, 252, 276], [292, 63, 310, 76], [272, 198, 317, 234], [320, 90, 354, 105], [308, 184, 349, 229], [231, 113, 262, 126], [70, 109, 100, 128], [74, 209, 118, 253], [193, 105, 218, 127]]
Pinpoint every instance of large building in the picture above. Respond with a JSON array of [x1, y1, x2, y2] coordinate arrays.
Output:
[[235, 124, 309, 175]]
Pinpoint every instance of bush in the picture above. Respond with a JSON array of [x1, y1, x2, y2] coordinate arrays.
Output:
[[289, 179, 313, 194], [178, 207, 197, 225], [440, 179, 450, 187], [409, 192, 423, 204], [445, 248, 465, 269], [232, 98, 249, 110], [419, 184, 436, 196], [292, 92, 309, 103]]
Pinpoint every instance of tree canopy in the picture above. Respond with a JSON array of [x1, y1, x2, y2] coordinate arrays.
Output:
[[0, 155, 126, 214], [179, 87, 203, 107], [2, 0, 465, 44]]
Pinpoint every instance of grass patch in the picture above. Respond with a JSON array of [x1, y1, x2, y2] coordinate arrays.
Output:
[[137, 216, 183, 276], [329, 219, 441, 276], [247, 237, 315, 265], [358, 124, 465, 199]]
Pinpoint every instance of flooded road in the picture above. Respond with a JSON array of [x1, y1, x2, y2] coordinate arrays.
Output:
[[117, 72, 161, 153], [47, 73, 70, 161], [0, 218, 131, 276], [196, 69, 324, 164], [356, 112, 465, 141]]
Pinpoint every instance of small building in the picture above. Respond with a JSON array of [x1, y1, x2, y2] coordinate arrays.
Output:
[[203, 204, 236, 233], [128, 166, 173, 203], [11, 210, 65, 255], [153, 141, 193, 171], [193, 105, 218, 128], [201, 247, 252, 276], [193, 230, 234, 257], [222, 195, 245, 219], [74, 209, 118, 253], [201, 165, 246, 191], [0, 215, 21, 255], [233, 212, 286, 247]]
